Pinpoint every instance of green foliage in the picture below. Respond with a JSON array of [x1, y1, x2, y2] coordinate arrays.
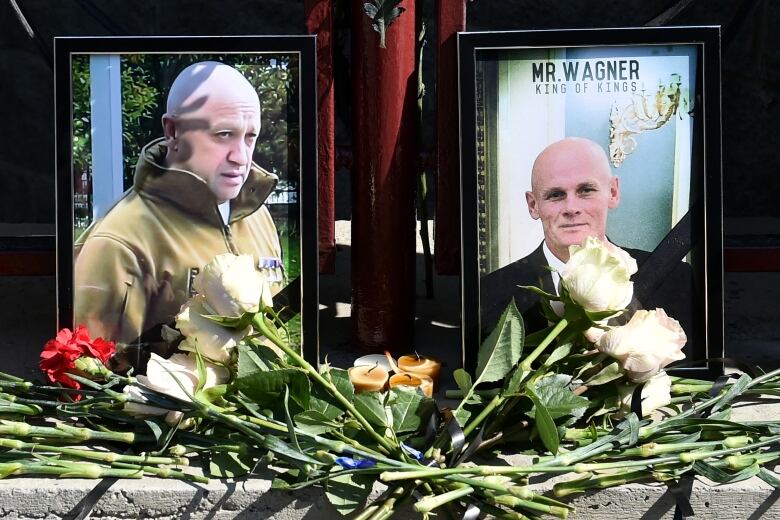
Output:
[[475, 300, 525, 384], [526, 387, 559, 455], [236, 343, 310, 409], [70, 52, 300, 222], [308, 367, 354, 421], [388, 386, 435, 433], [530, 376, 589, 422], [354, 392, 389, 429], [453, 301, 524, 426], [325, 468, 376, 515]]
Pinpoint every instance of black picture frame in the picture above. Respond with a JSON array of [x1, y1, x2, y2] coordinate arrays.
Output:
[[459, 27, 722, 379], [54, 36, 318, 364]]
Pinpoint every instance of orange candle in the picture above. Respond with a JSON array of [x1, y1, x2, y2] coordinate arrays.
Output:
[[397, 354, 441, 390], [388, 372, 433, 398], [348, 365, 389, 392]]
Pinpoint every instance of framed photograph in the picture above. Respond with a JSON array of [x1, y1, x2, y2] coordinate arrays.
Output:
[[459, 27, 722, 378], [54, 36, 318, 364]]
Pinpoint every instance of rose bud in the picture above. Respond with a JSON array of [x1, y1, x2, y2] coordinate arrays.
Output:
[[193, 253, 272, 317], [176, 295, 250, 363], [560, 236, 637, 316], [597, 308, 686, 383]]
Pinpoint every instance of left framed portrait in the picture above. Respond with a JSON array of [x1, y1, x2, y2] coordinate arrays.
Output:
[[54, 36, 318, 365]]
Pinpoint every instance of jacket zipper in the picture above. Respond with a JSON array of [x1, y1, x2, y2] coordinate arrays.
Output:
[[217, 205, 239, 255], [222, 224, 239, 255]]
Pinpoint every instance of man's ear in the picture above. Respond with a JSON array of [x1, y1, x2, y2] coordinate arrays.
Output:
[[526, 191, 540, 219], [162, 114, 176, 141], [608, 175, 620, 209]]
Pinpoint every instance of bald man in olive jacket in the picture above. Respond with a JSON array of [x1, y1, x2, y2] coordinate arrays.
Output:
[[75, 62, 284, 349]]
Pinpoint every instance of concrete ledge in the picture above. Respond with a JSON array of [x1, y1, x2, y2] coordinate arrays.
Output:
[[1, 466, 779, 519], [2, 378, 779, 519]]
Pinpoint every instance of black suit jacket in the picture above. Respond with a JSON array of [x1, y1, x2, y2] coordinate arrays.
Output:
[[479, 242, 695, 348]]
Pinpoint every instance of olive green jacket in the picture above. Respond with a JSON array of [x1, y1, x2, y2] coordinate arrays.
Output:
[[74, 138, 282, 346]]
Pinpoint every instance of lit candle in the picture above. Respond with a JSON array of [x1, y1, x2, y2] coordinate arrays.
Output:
[[348, 364, 389, 393], [388, 372, 433, 398], [397, 354, 441, 391]]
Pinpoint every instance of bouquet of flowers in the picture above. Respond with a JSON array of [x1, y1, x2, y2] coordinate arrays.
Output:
[[1, 239, 780, 519]]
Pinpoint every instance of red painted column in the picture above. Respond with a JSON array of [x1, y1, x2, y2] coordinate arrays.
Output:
[[305, 0, 337, 273], [351, 1, 417, 352], [435, 0, 467, 275]]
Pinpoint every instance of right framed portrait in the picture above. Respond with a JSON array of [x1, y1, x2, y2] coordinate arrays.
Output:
[[459, 27, 723, 378]]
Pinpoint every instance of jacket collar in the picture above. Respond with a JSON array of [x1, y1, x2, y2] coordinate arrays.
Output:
[[133, 138, 278, 225]]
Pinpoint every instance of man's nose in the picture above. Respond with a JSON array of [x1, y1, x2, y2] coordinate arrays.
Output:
[[227, 140, 250, 165], [562, 196, 581, 215]]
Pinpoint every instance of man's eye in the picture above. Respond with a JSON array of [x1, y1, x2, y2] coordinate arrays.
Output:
[[216, 131, 232, 138], [547, 191, 564, 200]]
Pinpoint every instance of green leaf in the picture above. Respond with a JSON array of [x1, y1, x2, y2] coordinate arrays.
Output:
[[208, 450, 253, 478], [271, 468, 301, 489], [453, 404, 474, 427], [585, 309, 624, 322], [236, 354, 310, 410], [294, 410, 342, 435], [354, 392, 388, 428], [283, 387, 302, 453], [388, 386, 436, 433], [201, 312, 252, 329], [309, 367, 353, 420], [584, 360, 624, 386], [627, 412, 640, 446], [501, 366, 527, 396], [531, 378, 588, 421], [326, 468, 375, 515], [711, 374, 751, 413], [543, 343, 573, 368], [518, 284, 558, 300], [693, 460, 759, 484], [527, 389, 559, 455], [141, 419, 165, 443], [453, 369, 473, 394], [475, 300, 525, 385], [261, 434, 321, 466], [759, 468, 780, 488], [237, 342, 281, 375]]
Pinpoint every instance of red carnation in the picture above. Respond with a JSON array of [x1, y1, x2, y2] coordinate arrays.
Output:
[[39, 326, 116, 392]]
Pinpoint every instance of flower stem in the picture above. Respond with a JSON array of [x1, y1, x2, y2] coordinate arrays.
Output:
[[0, 438, 186, 467], [251, 314, 396, 453], [461, 318, 569, 439], [519, 319, 569, 373], [414, 485, 475, 513]]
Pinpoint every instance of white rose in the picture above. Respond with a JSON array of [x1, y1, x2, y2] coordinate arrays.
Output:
[[176, 295, 250, 363], [597, 308, 686, 383], [618, 371, 672, 417], [583, 323, 608, 344], [193, 253, 272, 317], [561, 237, 637, 315], [123, 353, 228, 417]]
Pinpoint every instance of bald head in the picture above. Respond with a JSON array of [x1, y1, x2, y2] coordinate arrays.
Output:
[[162, 62, 262, 203], [165, 61, 259, 119], [525, 137, 620, 261], [531, 138, 612, 192]]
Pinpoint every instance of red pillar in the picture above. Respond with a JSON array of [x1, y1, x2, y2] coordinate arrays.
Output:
[[351, 1, 418, 352], [435, 0, 467, 275], [305, 0, 337, 273]]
